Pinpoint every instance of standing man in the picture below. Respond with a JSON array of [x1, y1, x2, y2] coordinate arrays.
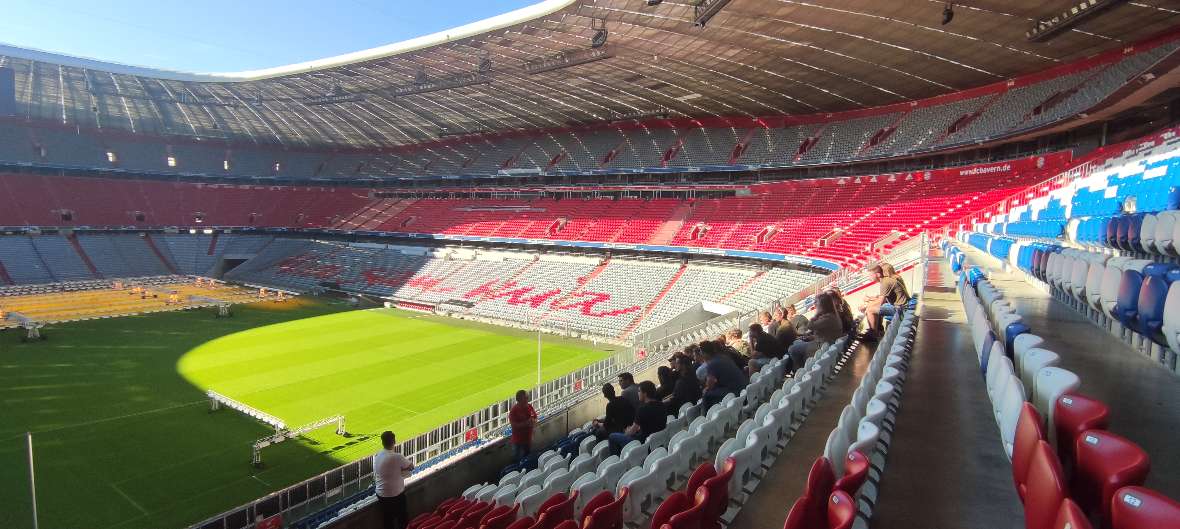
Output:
[[374, 431, 414, 529], [508, 389, 537, 461]]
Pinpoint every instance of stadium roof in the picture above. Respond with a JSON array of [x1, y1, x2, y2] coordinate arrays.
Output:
[[2, 0, 1178, 149]]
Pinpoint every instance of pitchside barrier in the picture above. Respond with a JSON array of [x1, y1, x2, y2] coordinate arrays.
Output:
[[186, 237, 927, 529]]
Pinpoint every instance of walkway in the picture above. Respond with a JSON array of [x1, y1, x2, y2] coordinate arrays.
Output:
[[871, 257, 1023, 529]]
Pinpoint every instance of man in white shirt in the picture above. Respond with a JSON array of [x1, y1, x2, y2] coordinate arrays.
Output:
[[374, 431, 415, 529]]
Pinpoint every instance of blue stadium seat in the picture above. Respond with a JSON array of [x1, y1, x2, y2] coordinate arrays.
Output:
[[1135, 265, 1179, 345]]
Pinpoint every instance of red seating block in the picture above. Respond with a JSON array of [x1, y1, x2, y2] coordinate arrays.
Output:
[[834, 451, 870, 497], [699, 457, 735, 529], [580, 491, 614, 526], [650, 491, 692, 529], [1014, 403, 1046, 502], [805, 457, 837, 527], [782, 495, 812, 529], [1110, 486, 1180, 529], [532, 492, 576, 529], [1071, 430, 1150, 528], [504, 517, 535, 529], [583, 488, 626, 529], [1026, 441, 1067, 529], [828, 490, 857, 529], [478, 504, 518, 529]]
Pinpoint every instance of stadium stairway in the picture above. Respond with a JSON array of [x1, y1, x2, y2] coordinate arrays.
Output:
[[0, 260, 12, 285], [143, 233, 179, 275], [725, 334, 876, 529], [66, 233, 102, 279], [618, 264, 688, 341], [645, 202, 695, 246], [869, 253, 1024, 529], [950, 241, 1180, 500]]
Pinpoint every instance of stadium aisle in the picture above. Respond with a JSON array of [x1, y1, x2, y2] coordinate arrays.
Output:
[[956, 244, 1180, 498], [871, 258, 1023, 529], [726, 342, 875, 529]]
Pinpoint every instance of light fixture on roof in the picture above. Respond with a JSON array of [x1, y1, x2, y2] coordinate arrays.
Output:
[[646, 0, 662, 5], [942, 3, 954, 25], [590, 18, 608, 49]]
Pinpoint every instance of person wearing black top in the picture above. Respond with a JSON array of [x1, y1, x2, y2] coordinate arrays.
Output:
[[665, 355, 703, 413], [655, 366, 677, 400], [609, 381, 667, 454], [591, 384, 635, 440], [747, 323, 786, 375]]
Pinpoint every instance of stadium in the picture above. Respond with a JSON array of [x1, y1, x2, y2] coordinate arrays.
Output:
[[2, 1, 1180, 528]]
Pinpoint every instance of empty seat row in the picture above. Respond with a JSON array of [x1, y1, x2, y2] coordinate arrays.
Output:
[[951, 243, 1180, 529]]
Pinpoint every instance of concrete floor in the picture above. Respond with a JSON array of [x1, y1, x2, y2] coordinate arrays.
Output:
[[870, 258, 1024, 529], [958, 244, 1180, 499]]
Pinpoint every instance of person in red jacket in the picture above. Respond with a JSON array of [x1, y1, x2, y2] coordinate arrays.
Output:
[[508, 389, 537, 461]]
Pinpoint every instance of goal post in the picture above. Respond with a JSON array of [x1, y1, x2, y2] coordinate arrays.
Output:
[[251, 414, 346, 467]]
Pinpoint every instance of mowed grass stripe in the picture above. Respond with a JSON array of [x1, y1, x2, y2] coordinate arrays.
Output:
[[1, 300, 605, 529]]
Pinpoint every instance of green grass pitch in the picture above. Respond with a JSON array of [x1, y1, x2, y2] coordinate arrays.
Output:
[[0, 298, 607, 529]]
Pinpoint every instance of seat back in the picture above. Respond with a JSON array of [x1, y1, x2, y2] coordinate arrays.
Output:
[[685, 462, 717, 499], [1114, 268, 1147, 324], [1111, 486, 1180, 529], [804, 456, 835, 523], [1026, 441, 1067, 529], [666, 488, 708, 529], [1020, 348, 1061, 392], [578, 491, 613, 527], [1052, 499, 1093, 529], [1072, 430, 1151, 528], [1033, 367, 1081, 434], [827, 490, 857, 529], [1054, 393, 1111, 465], [1012, 403, 1045, 502], [649, 491, 691, 529], [782, 495, 812, 529], [1137, 273, 1171, 341], [834, 451, 870, 496], [1164, 282, 1180, 353]]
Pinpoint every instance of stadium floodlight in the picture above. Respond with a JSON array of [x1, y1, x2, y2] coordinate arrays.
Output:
[[942, 3, 954, 25], [694, 0, 732, 27], [647, 0, 663, 5], [590, 17, 608, 49]]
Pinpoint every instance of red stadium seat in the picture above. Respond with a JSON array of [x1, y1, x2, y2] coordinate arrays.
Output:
[[457, 502, 493, 529], [1071, 430, 1150, 528], [553, 521, 578, 529], [782, 495, 812, 529], [504, 516, 535, 529], [805, 457, 837, 527], [650, 491, 692, 529], [583, 488, 627, 529], [478, 504, 518, 529], [685, 462, 717, 498], [580, 491, 614, 526], [1053, 499, 1093, 529], [827, 490, 857, 529], [1110, 486, 1180, 529], [531, 493, 576, 529], [1025, 441, 1067, 529], [663, 488, 708, 529], [834, 451, 870, 497], [1013, 403, 1046, 502], [699, 457, 735, 529], [435, 521, 458, 529], [1054, 394, 1109, 466]]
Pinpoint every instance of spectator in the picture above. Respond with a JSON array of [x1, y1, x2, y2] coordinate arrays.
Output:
[[656, 366, 677, 399], [786, 304, 809, 335], [665, 355, 703, 412], [701, 340, 749, 409], [788, 293, 846, 368], [689, 344, 710, 383], [758, 311, 775, 336], [862, 263, 910, 340], [772, 307, 798, 346], [618, 372, 640, 408], [727, 328, 750, 355], [747, 322, 785, 374], [508, 390, 537, 461], [591, 383, 635, 440], [829, 287, 856, 335], [374, 430, 414, 529], [609, 381, 667, 453]]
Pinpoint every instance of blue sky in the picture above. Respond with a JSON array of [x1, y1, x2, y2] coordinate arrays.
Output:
[[0, 0, 538, 73]]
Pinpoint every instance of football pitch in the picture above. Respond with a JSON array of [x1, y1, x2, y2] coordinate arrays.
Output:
[[0, 298, 607, 529]]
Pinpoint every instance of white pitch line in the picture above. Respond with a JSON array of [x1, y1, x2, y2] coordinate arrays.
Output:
[[110, 482, 149, 516]]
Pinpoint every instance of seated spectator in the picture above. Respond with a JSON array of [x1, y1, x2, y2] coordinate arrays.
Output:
[[655, 366, 677, 400], [772, 307, 798, 347], [717, 335, 749, 369], [609, 381, 667, 453], [701, 340, 749, 409], [829, 287, 856, 335], [788, 293, 846, 369], [786, 304, 809, 335], [727, 328, 750, 355], [665, 355, 703, 412], [592, 383, 635, 440], [748, 322, 786, 375], [689, 344, 709, 383], [618, 372, 640, 408]]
